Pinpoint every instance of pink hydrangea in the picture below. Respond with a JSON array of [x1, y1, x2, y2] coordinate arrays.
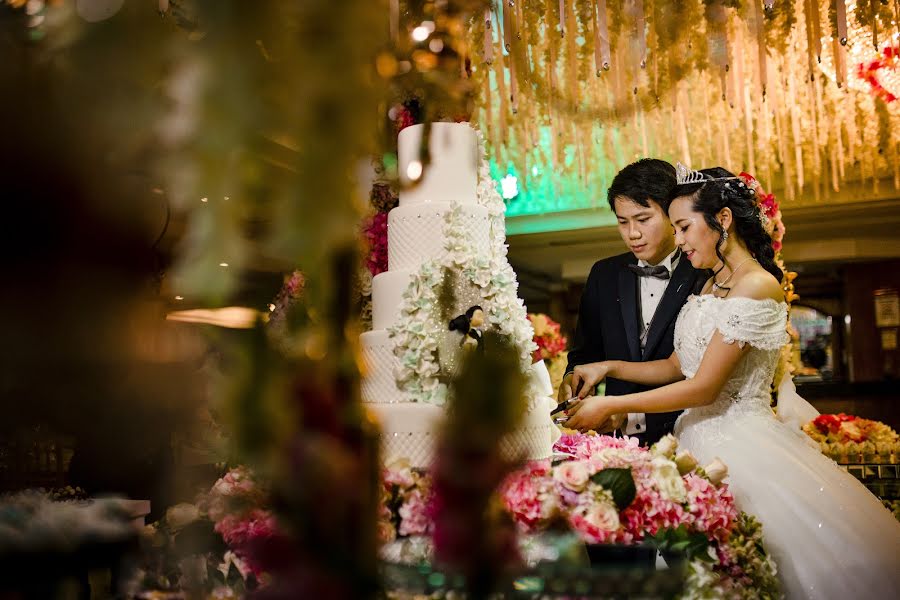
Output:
[[398, 489, 431, 536], [500, 461, 554, 531], [213, 509, 279, 576], [621, 485, 686, 540], [682, 474, 738, 542], [553, 433, 641, 461], [206, 466, 264, 522]]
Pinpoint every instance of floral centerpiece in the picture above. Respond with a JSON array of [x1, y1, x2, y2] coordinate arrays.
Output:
[[377, 433, 780, 599], [501, 433, 780, 599], [501, 434, 734, 546], [802, 413, 900, 461], [133, 466, 276, 597]]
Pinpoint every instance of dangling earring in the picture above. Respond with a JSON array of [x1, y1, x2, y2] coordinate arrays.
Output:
[[722, 231, 729, 241]]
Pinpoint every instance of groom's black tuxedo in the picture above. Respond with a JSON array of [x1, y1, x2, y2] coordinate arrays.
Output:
[[565, 251, 708, 446]]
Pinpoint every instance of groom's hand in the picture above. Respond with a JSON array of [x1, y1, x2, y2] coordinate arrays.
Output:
[[572, 363, 610, 399], [558, 372, 574, 405]]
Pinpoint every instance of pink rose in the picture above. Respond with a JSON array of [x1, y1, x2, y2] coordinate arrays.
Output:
[[584, 502, 620, 531], [569, 501, 620, 543], [553, 460, 590, 492], [398, 490, 431, 536]]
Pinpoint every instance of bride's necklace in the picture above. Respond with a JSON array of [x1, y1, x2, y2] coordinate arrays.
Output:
[[712, 256, 757, 295]]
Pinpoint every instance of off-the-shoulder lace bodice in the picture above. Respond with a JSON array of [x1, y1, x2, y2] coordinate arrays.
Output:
[[673, 295, 789, 446]]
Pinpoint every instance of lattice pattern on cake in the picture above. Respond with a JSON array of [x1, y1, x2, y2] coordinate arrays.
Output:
[[498, 424, 554, 461], [379, 423, 554, 470], [388, 205, 491, 271], [360, 333, 405, 404], [381, 431, 435, 469]]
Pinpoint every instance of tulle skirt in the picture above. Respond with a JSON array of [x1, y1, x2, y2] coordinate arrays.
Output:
[[676, 409, 900, 599]]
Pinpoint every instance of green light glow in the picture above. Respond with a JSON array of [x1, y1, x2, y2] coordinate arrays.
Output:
[[488, 124, 621, 233]]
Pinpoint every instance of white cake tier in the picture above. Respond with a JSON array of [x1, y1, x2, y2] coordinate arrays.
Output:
[[366, 402, 444, 468], [360, 329, 405, 404], [371, 269, 412, 331], [387, 202, 490, 271], [368, 398, 557, 469], [397, 123, 478, 206]]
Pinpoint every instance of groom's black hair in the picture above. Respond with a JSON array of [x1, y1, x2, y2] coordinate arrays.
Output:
[[607, 158, 677, 213]]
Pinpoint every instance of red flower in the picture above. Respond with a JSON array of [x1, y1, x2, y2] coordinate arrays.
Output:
[[856, 46, 900, 104], [362, 212, 389, 276], [395, 107, 415, 131], [813, 413, 857, 434]]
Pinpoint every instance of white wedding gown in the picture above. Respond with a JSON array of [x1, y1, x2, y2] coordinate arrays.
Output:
[[673, 295, 900, 599]]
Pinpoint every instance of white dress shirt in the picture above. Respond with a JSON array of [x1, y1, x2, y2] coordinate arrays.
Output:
[[625, 248, 680, 437]]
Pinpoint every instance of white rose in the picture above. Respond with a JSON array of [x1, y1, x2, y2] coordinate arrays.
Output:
[[553, 460, 590, 492], [674, 449, 699, 475], [582, 501, 620, 532], [651, 457, 687, 503], [166, 503, 200, 530], [703, 457, 729, 487], [651, 434, 678, 458]]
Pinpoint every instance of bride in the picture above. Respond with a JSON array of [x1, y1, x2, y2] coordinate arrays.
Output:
[[564, 167, 900, 599]]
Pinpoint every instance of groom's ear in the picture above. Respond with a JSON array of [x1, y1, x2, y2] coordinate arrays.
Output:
[[717, 207, 733, 232]]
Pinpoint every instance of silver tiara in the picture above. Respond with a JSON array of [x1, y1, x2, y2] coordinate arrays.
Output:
[[674, 162, 741, 186], [675, 162, 707, 185]]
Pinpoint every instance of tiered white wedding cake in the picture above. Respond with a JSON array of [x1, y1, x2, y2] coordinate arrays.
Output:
[[360, 122, 558, 468]]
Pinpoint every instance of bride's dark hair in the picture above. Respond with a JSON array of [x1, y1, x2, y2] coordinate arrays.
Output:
[[669, 167, 783, 285]]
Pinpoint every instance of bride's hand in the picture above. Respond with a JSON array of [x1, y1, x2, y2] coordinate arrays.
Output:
[[571, 362, 611, 399], [564, 396, 615, 432]]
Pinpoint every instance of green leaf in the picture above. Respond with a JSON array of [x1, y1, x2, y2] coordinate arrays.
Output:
[[650, 525, 712, 562], [590, 467, 636, 510]]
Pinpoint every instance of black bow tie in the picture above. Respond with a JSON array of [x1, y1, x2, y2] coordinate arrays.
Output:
[[627, 264, 671, 280]]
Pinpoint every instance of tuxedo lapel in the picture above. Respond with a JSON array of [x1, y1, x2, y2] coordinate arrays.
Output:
[[642, 259, 695, 360], [618, 257, 641, 361]]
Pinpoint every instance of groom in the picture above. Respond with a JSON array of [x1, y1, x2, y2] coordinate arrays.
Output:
[[558, 158, 707, 446]]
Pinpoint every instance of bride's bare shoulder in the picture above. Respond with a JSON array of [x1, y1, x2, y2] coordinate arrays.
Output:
[[729, 268, 783, 303]]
